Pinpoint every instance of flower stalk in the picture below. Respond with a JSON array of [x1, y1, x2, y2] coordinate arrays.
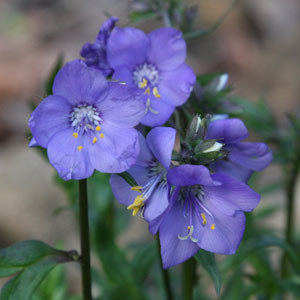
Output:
[[79, 179, 92, 300], [156, 235, 173, 300], [182, 258, 197, 300]]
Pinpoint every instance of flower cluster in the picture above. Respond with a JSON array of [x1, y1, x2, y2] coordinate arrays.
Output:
[[29, 17, 272, 268]]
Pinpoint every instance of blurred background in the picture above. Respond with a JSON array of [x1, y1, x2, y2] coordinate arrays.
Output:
[[0, 0, 299, 294]]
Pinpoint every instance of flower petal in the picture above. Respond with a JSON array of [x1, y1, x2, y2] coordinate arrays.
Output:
[[148, 28, 186, 71], [206, 118, 249, 144], [47, 129, 94, 180], [203, 173, 260, 216], [167, 165, 219, 187], [146, 127, 176, 168], [112, 65, 134, 85], [29, 95, 71, 148], [97, 82, 145, 128], [228, 142, 273, 171], [141, 98, 174, 126], [158, 64, 195, 106], [110, 165, 149, 206], [52, 60, 108, 105], [135, 132, 154, 167], [144, 185, 169, 223], [107, 27, 150, 69], [193, 207, 246, 255], [88, 125, 139, 173], [212, 160, 253, 182], [159, 202, 199, 268]]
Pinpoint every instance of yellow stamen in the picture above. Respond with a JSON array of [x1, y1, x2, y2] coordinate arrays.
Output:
[[100, 133, 104, 138], [210, 224, 215, 230], [153, 87, 161, 98], [187, 226, 191, 230], [145, 87, 150, 94], [72, 132, 78, 138], [201, 213, 207, 225], [77, 145, 83, 151], [96, 126, 101, 131], [127, 195, 145, 216], [138, 78, 148, 89], [131, 186, 142, 192], [92, 137, 97, 144]]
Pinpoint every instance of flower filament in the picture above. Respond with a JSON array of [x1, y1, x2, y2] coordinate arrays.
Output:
[[127, 160, 166, 216], [70, 104, 105, 149], [133, 63, 161, 115]]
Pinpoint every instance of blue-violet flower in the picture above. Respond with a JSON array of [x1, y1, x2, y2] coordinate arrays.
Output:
[[29, 60, 145, 180], [206, 118, 273, 182], [107, 26, 196, 126], [151, 164, 260, 268], [110, 127, 176, 222]]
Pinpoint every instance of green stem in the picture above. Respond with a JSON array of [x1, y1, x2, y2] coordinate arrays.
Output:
[[79, 179, 92, 300], [156, 235, 173, 300], [281, 154, 300, 278], [182, 258, 197, 300]]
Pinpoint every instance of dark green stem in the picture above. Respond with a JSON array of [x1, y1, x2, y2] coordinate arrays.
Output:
[[156, 235, 173, 300], [182, 258, 197, 300], [281, 155, 300, 278], [79, 179, 92, 300]]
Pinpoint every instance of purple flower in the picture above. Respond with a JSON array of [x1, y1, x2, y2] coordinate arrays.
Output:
[[29, 60, 145, 180], [206, 118, 273, 182], [80, 17, 118, 76], [107, 27, 196, 126], [151, 164, 260, 268], [110, 127, 176, 222]]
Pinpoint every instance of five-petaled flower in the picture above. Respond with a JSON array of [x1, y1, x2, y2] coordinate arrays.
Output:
[[206, 118, 273, 182], [29, 60, 145, 180], [107, 26, 196, 126], [150, 164, 260, 268], [110, 127, 176, 222]]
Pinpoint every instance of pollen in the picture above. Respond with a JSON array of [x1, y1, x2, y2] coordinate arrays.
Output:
[[210, 224, 215, 230], [92, 137, 97, 144], [201, 213, 207, 225], [127, 195, 145, 216], [138, 78, 148, 89], [100, 133, 104, 138], [153, 87, 161, 98], [187, 226, 191, 230], [131, 186, 142, 192], [145, 87, 150, 94], [96, 126, 101, 131], [72, 132, 78, 138], [77, 145, 83, 151]]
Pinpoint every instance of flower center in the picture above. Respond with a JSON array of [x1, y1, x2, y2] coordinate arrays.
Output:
[[127, 160, 167, 216], [133, 63, 160, 87], [177, 185, 216, 242], [70, 104, 102, 133]]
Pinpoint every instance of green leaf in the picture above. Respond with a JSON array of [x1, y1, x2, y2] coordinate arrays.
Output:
[[117, 171, 138, 187], [44, 55, 64, 96], [194, 249, 222, 296], [0, 240, 74, 300], [0, 257, 58, 300], [128, 11, 159, 24]]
